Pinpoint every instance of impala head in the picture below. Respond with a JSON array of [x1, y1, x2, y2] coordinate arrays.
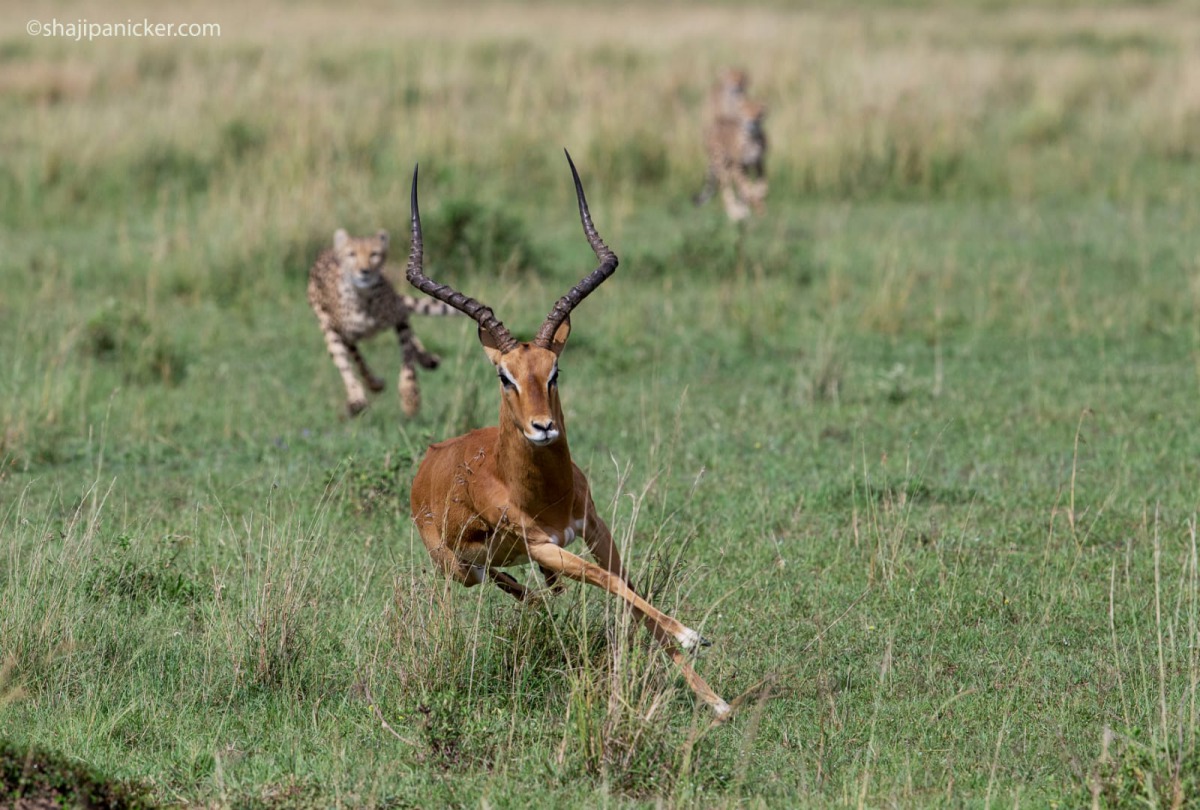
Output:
[[406, 151, 617, 449], [484, 323, 569, 446]]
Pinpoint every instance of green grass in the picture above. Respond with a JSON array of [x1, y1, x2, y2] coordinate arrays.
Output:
[[3, 1, 1200, 807]]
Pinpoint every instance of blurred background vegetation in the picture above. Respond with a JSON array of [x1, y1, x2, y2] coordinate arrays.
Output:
[[2, 1, 1200, 807]]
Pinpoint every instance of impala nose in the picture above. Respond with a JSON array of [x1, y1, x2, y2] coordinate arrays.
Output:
[[527, 419, 559, 446]]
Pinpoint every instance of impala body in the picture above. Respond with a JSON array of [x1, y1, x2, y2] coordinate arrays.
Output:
[[405, 154, 730, 718]]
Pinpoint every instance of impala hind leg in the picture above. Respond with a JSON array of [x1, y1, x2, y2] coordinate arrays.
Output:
[[486, 568, 534, 601], [414, 522, 535, 600], [538, 565, 566, 595], [415, 522, 480, 587]]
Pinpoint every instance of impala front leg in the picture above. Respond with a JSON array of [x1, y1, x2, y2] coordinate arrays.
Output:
[[582, 511, 710, 651], [526, 541, 730, 718], [525, 543, 696, 649]]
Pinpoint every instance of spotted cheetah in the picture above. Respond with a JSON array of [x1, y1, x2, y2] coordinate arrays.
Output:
[[705, 67, 750, 121], [695, 70, 768, 222], [307, 228, 459, 417]]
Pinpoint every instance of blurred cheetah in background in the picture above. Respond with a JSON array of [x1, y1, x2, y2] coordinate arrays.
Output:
[[705, 67, 750, 120], [695, 68, 768, 222], [307, 228, 459, 417]]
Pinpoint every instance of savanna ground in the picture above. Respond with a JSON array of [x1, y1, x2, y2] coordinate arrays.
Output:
[[2, 1, 1200, 807]]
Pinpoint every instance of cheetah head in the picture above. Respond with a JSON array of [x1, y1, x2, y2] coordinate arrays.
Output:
[[334, 228, 389, 290], [740, 99, 767, 134]]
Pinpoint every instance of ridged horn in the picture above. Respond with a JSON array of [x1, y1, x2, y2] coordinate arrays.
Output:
[[533, 150, 619, 349], [405, 165, 518, 353]]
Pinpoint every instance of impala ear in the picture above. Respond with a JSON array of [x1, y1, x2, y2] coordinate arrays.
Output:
[[479, 325, 505, 366], [547, 317, 571, 357]]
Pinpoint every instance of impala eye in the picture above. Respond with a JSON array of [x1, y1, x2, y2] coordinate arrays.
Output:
[[498, 369, 517, 390], [548, 367, 559, 388]]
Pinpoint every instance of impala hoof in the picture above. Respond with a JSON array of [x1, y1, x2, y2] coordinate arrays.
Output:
[[678, 627, 710, 653]]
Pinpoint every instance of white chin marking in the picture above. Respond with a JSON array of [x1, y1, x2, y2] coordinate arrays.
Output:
[[466, 565, 485, 586], [526, 431, 558, 446], [677, 627, 702, 651]]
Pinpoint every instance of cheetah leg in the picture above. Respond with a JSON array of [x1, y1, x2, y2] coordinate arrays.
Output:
[[746, 155, 766, 180], [408, 334, 441, 370], [321, 328, 369, 416], [396, 323, 423, 417], [720, 182, 751, 222], [347, 344, 386, 392], [710, 160, 750, 222], [734, 168, 768, 214], [693, 167, 718, 206]]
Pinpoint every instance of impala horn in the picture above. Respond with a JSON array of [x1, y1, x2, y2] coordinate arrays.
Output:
[[405, 165, 519, 353], [533, 150, 619, 349]]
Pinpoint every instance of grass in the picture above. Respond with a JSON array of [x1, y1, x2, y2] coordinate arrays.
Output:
[[2, 0, 1200, 806]]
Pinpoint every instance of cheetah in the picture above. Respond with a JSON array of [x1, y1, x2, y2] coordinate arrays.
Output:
[[695, 69, 768, 222], [705, 67, 750, 121], [307, 228, 459, 417]]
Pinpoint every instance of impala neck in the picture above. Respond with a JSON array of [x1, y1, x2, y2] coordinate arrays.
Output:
[[495, 405, 575, 514]]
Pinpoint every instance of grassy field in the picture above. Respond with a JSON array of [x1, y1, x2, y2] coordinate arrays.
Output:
[[3, 0, 1200, 806]]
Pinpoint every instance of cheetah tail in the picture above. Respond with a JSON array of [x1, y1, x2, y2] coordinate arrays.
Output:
[[402, 296, 465, 317]]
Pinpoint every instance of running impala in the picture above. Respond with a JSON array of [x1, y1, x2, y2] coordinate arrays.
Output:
[[405, 153, 730, 718]]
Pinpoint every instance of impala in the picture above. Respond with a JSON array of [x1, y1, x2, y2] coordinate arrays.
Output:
[[405, 153, 731, 719]]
